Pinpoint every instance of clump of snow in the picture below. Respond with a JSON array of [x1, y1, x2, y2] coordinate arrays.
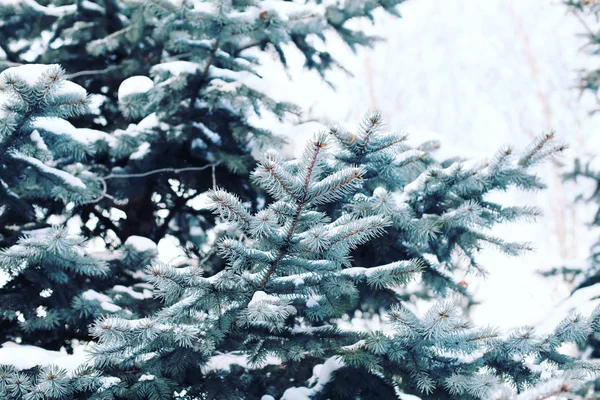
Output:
[[118, 76, 154, 102], [33, 117, 115, 145], [33, 117, 77, 136], [311, 357, 344, 390], [124, 236, 158, 254], [112, 113, 163, 142], [280, 356, 345, 400], [397, 392, 423, 400], [82, 289, 122, 312], [203, 353, 247, 372], [208, 66, 268, 95], [87, 94, 107, 115], [2, 1, 76, 17], [191, 138, 207, 150], [189, 226, 203, 236], [58, 80, 86, 98], [137, 113, 161, 131], [112, 284, 153, 300], [151, 61, 200, 76], [98, 377, 121, 392], [0, 341, 88, 372], [130, 142, 151, 160], [0, 64, 54, 87], [202, 352, 281, 373], [248, 291, 280, 306], [305, 294, 321, 308], [281, 387, 313, 400], [138, 374, 155, 381], [80, 0, 104, 13], [193, 122, 221, 145], [261, 396, 275, 400], [30, 130, 48, 151], [274, 273, 313, 287], [11, 151, 86, 189]]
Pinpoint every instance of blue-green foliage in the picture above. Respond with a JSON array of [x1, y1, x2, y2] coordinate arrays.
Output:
[[0, 64, 101, 208], [84, 123, 600, 399], [0, 227, 164, 399], [0, 227, 109, 336], [0, 227, 161, 341], [327, 114, 561, 299], [0, 62, 164, 392], [0, 0, 408, 263], [0, 62, 163, 400], [101, 0, 408, 254], [0, 363, 102, 400], [0, 228, 109, 398], [88, 131, 419, 398], [0, 1, 597, 398]]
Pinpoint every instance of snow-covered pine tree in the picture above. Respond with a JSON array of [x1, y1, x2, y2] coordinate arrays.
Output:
[[325, 113, 556, 311], [0, 228, 164, 399], [0, 64, 100, 225], [0, 0, 408, 276], [0, 63, 108, 397], [95, 0, 407, 272], [87, 123, 600, 399], [0, 64, 164, 398]]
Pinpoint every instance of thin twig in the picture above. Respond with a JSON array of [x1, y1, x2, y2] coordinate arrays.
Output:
[[211, 164, 217, 190], [571, 7, 596, 37], [65, 65, 122, 79], [103, 164, 219, 180], [202, 39, 221, 78], [86, 163, 220, 205], [0, 60, 23, 68]]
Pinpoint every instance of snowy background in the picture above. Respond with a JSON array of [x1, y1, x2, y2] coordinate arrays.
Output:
[[214, 0, 600, 330]]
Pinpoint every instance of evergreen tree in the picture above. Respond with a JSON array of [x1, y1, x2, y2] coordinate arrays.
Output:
[[0, 63, 108, 398], [85, 123, 600, 400], [0, 0, 408, 272], [2, 1, 599, 399], [0, 64, 160, 357], [0, 64, 99, 228], [326, 114, 555, 309], [0, 2, 411, 394]]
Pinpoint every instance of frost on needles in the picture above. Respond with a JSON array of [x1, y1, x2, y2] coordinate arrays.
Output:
[[0, 64, 166, 399], [81, 120, 600, 400], [0, 64, 100, 206], [0, 0, 412, 264]]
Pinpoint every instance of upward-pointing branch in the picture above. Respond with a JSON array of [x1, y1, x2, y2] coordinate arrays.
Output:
[[260, 139, 325, 288]]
